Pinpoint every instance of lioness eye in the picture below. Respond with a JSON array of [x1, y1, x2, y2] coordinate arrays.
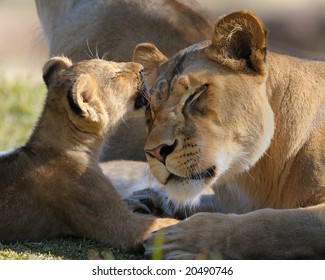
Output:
[[185, 84, 208, 106]]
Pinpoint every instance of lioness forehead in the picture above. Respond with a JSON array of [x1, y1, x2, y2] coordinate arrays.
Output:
[[158, 40, 211, 80]]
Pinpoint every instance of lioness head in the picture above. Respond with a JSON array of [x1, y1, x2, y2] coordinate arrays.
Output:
[[42, 57, 146, 136], [134, 11, 274, 204]]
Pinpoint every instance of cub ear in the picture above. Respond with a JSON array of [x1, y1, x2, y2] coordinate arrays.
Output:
[[206, 10, 267, 74], [133, 43, 167, 77], [67, 74, 103, 124], [42, 56, 73, 88]]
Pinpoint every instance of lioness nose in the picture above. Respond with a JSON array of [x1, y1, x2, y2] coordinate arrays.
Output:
[[145, 140, 177, 163]]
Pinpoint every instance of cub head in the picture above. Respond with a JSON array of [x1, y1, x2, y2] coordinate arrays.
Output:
[[42, 57, 146, 136], [134, 11, 274, 204]]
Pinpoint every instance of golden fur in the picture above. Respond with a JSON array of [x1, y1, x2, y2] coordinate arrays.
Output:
[[132, 10, 325, 259], [0, 57, 177, 249], [35, 0, 214, 161]]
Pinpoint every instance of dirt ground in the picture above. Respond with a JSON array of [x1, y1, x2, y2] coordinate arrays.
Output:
[[0, 0, 324, 82]]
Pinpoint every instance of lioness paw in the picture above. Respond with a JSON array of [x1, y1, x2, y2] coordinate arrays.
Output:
[[143, 223, 201, 260], [125, 198, 152, 214], [126, 188, 174, 218]]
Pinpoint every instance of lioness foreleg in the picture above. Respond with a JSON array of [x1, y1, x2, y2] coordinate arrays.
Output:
[[143, 204, 325, 259]]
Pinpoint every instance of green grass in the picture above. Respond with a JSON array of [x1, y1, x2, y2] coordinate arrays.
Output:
[[0, 76, 45, 150], [0, 238, 144, 260], [0, 76, 145, 260]]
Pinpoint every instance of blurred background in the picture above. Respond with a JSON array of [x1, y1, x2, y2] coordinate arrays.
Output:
[[0, 0, 324, 150]]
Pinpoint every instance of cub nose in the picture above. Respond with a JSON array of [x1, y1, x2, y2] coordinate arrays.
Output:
[[145, 140, 177, 163]]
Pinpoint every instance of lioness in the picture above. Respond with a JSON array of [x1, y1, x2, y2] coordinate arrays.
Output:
[[0, 56, 176, 249], [35, 0, 214, 161], [132, 10, 325, 259]]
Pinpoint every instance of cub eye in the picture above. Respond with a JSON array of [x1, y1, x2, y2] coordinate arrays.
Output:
[[185, 84, 208, 106]]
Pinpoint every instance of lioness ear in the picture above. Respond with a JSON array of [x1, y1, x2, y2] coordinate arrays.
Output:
[[67, 74, 103, 123], [42, 56, 73, 88], [207, 10, 267, 74], [133, 43, 167, 77]]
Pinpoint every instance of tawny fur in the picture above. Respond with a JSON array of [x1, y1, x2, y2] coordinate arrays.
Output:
[[132, 10, 325, 259], [0, 57, 177, 249]]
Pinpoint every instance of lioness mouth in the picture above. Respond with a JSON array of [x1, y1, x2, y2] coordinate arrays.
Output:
[[168, 166, 216, 182]]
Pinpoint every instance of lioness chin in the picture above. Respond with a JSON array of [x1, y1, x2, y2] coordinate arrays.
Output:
[[0, 57, 177, 250], [131, 10, 325, 259]]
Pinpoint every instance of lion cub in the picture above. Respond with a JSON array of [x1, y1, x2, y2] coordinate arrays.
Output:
[[0, 57, 176, 249]]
